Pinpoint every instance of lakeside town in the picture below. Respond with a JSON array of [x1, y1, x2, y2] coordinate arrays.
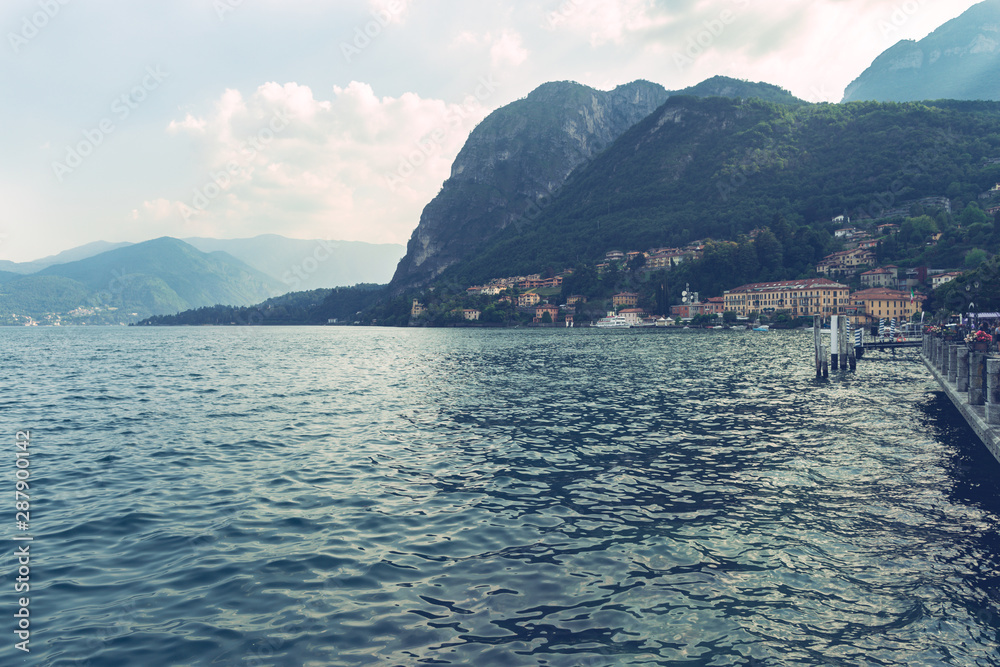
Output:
[[406, 207, 988, 329]]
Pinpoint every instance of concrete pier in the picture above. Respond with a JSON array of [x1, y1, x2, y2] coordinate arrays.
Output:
[[957, 348, 970, 393], [922, 342, 1000, 465]]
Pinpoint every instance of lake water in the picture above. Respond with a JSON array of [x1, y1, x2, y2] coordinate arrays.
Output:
[[2, 327, 999, 666]]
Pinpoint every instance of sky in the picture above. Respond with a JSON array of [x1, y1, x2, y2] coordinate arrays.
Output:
[[0, 0, 982, 262]]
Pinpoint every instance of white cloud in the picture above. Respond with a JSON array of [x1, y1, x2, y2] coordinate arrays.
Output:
[[368, 0, 412, 24], [490, 30, 529, 69], [141, 81, 491, 244], [133, 198, 175, 221], [545, 0, 672, 46], [0, 0, 987, 262]]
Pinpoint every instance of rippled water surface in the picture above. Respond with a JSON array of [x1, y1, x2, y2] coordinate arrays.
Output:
[[2, 327, 999, 666]]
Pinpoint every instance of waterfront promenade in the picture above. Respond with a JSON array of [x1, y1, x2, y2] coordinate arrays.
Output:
[[921, 336, 1000, 465]]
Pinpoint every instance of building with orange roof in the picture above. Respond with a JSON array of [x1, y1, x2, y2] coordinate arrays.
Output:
[[723, 278, 850, 318], [817, 247, 876, 276], [860, 266, 898, 289], [849, 288, 924, 326], [534, 303, 560, 323], [612, 292, 639, 309]]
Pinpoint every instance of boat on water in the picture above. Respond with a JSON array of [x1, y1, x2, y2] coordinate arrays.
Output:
[[595, 313, 631, 329], [753, 325, 770, 332]]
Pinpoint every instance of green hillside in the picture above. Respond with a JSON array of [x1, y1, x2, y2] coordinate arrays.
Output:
[[445, 97, 1000, 290], [40, 237, 281, 303], [679, 76, 806, 106], [0, 237, 285, 324], [0, 276, 92, 315], [137, 288, 339, 326]]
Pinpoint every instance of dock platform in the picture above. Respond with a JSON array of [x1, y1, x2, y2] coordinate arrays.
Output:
[[856, 340, 922, 357], [921, 337, 1000, 466]]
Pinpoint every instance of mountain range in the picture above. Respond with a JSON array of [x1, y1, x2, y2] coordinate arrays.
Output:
[[390, 76, 804, 290], [843, 0, 1000, 103], [12, 2, 1000, 326], [445, 96, 1000, 295], [0, 236, 403, 324], [385, 1, 1000, 295], [0, 241, 133, 276], [181, 236, 403, 291]]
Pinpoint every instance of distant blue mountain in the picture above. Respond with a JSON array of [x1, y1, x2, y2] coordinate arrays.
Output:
[[0, 237, 283, 324], [1, 235, 404, 291], [843, 0, 1000, 102], [0, 240, 133, 275], [183, 235, 404, 290]]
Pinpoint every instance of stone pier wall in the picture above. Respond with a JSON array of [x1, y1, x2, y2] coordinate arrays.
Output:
[[921, 338, 1000, 465]]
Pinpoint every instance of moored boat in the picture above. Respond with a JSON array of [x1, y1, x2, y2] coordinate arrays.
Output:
[[596, 312, 631, 328]]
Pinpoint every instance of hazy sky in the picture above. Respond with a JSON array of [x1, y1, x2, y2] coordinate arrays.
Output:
[[0, 0, 980, 262]]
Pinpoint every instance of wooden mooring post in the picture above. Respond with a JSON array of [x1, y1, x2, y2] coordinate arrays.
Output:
[[814, 316, 828, 379], [814, 316, 856, 377], [839, 316, 849, 370], [848, 317, 857, 371], [830, 317, 838, 370]]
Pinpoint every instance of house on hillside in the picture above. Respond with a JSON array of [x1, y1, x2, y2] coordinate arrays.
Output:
[[518, 292, 541, 308], [463, 309, 481, 321], [534, 304, 560, 323], [931, 272, 962, 289], [612, 292, 639, 309], [817, 248, 876, 276], [860, 266, 898, 289], [646, 251, 688, 270]]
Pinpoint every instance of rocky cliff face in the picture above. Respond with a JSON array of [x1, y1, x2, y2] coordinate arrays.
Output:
[[389, 80, 669, 290], [843, 0, 1000, 102]]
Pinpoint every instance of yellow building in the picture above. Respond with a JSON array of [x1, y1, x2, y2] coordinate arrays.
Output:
[[849, 288, 923, 325], [517, 292, 541, 308], [411, 299, 427, 317], [723, 278, 850, 318], [612, 292, 639, 309], [816, 248, 876, 276]]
